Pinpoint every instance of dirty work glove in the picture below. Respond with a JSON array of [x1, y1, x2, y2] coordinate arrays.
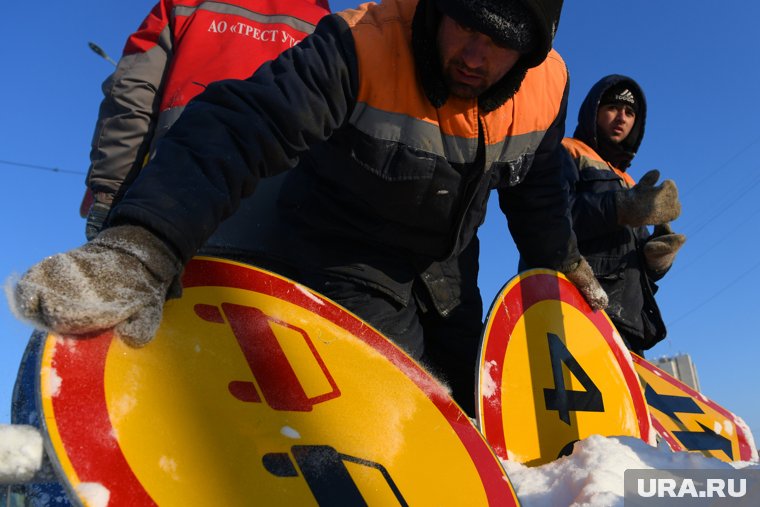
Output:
[[85, 200, 111, 241], [644, 223, 686, 273], [10, 225, 182, 347], [615, 169, 681, 227], [563, 257, 609, 311]]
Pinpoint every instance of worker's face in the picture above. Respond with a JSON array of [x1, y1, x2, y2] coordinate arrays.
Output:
[[596, 104, 636, 143], [437, 15, 521, 99]]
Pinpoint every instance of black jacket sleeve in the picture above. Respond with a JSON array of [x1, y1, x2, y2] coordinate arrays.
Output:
[[565, 163, 622, 242], [497, 81, 581, 271], [109, 14, 358, 262]]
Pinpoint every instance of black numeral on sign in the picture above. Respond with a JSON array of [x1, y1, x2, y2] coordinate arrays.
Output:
[[544, 333, 604, 425]]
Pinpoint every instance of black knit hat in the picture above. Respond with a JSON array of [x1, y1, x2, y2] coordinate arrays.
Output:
[[435, 0, 563, 68], [436, 0, 536, 53], [600, 84, 640, 115]]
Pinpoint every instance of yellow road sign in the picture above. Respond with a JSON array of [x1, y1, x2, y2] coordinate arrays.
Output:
[[41, 257, 519, 506], [478, 269, 653, 466], [633, 353, 755, 463]]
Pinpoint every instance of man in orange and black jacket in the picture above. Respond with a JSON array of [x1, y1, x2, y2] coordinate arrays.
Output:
[[563, 74, 684, 355], [14, 0, 609, 416]]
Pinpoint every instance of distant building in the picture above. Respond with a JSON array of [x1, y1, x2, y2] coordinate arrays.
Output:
[[653, 354, 700, 391]]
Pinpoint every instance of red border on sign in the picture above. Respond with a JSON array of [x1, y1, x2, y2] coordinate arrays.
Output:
[[650, 416, 683, 452], [47, 333, 157, 505], [632, 354, 753, 461], [480, 272, 652, 460], [48, 257, 517, 506]]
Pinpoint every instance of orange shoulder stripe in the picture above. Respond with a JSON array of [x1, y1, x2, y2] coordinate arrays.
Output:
[[562, 137, 636, 186]]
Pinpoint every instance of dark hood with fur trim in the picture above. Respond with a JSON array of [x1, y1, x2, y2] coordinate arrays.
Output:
[[572, 74, 647, 170], [411, 0, 562, 113]]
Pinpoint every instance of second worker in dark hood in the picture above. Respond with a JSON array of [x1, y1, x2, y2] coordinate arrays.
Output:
[[563, 74, 685, 354]]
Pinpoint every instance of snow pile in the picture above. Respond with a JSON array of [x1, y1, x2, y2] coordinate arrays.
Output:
[[503, 434, 760, 507], [0, 424, 43, 484]]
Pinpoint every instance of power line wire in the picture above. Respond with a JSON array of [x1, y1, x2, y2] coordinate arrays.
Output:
[[630, 137, 760, 328], [680, 166, 760, 238], [679, 134, 760, 198], [659, 163, 760, 323], [667, 257, 760, 328], [0, 159, 84, 176], [675, 203, 760, 273]]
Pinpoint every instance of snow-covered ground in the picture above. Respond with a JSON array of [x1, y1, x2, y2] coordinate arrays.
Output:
[[2, 424, 758, 506], [503, 434, 759, 506]]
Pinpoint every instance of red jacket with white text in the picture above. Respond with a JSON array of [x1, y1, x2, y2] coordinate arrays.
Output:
[[83, 0, 330, 216]]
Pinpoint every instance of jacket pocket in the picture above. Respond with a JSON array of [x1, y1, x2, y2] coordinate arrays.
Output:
[[346, 135, 446, 225]]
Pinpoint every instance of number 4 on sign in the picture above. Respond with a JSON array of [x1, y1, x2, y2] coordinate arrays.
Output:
[[544, 333, 604, 425], [477, 269, 654, 465]]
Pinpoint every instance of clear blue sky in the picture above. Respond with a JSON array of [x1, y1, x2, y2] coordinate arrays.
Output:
[[2, 1, 759, 442]]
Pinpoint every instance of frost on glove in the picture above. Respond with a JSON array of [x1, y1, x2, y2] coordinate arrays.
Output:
[[615, 169, 681, 227], [562, 257, 609, 311], [644, 223, 686, 274], [9, 225, 182, 347]]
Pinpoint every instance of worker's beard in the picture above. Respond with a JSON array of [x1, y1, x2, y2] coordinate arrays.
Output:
[[440, 58, 490, 99]]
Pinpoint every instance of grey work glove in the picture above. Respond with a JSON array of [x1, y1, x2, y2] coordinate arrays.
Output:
[[563, 257, 609, 311], [644, 223, 686, 273], [615, 169, 681, 227], [10, 225, 182, 347]]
